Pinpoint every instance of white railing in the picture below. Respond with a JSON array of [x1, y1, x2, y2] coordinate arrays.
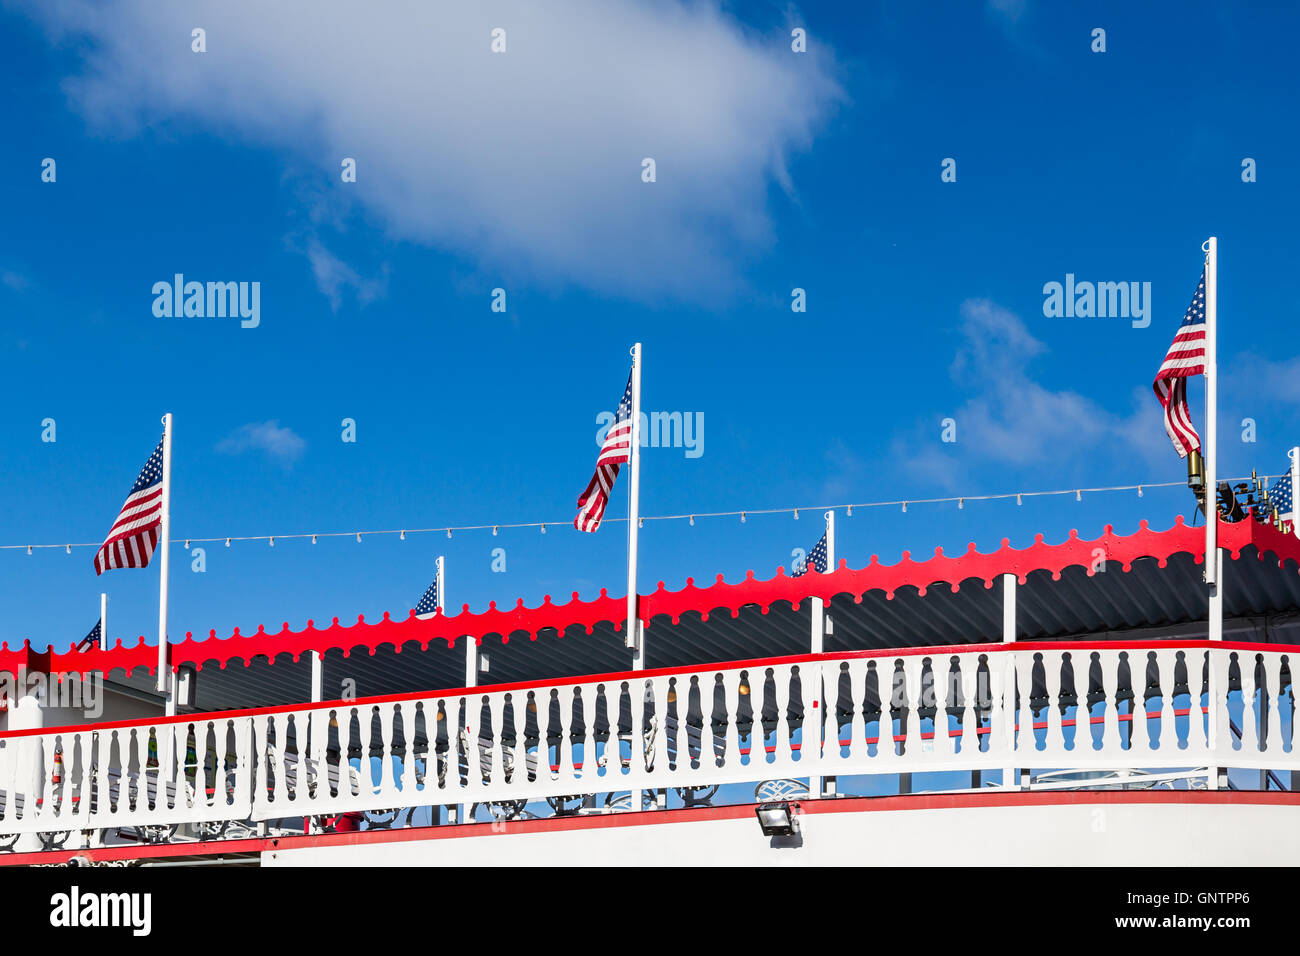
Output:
[[0, 641, 1295, 842], [0, 716, 254, 836]]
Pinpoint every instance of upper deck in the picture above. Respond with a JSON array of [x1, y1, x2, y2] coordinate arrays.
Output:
[[2, 514, 1299, 864]]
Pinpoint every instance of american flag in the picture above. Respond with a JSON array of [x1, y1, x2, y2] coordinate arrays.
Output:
[[1272, 472, 1294, 522], [1152, 268, 1207, 459], [575, 370, 633, 533], [78, 618, 102, 652], [93, 436, 165, 575], [793, 532, 828, 577], [414, 571, 441, 619]]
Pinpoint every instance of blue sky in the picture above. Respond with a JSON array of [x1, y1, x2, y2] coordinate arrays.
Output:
[[1, 0, 1297, 653]]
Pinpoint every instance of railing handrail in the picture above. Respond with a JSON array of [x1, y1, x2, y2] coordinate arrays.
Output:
[[3, 637, 1294, 741]]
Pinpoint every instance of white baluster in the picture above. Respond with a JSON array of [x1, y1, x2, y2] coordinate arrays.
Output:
[[1098, 652, 1122, 763], [1239, 653, 1258, 759], [1263, 655, 1286, 771], [1129, 653, 1153, 762]]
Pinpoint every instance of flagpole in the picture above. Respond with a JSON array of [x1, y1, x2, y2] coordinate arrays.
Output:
[[1202, 238, 1223, 790], [626, 343, 643, 660], [810, 512, 834, 655], [156, 413, 173, 697], [1204, 238, 1220, 633], [100, 592, 107, 648]]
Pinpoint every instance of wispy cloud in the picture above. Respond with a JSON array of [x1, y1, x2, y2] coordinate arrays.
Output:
[[303, 239, 388, 311], [15, 0, 844, 303], [986, 0, 1028, 26], [892, 299, 1163, 488], [216, 420, 306, 465]]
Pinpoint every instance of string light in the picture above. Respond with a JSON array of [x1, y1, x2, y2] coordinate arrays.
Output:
[[794, 509, 800, 520], [0, 475, 1264, 555], [269, 537, 275, 547]]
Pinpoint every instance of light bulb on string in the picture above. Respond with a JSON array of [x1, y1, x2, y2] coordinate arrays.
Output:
[[902, 502, 907, 513], [1137, 486, 1144, 498], [847, 505, 852, 516], [689, 515, 695, 526], [541, 524, 547, 534], [740, 512, 746, 523], [400, 530, 406, 541], [65, 544, 71, 554], [311, 535, 317, 545], [269, 537, 275, 547], [794, 509, 799, 520], [225, 538, 231, 548], [1016, 494, 1022, 506], [446, 529, 452, 539], [1075, 490, 1082, 502], [958, 498, 964, 510], [26, 545, 31, 555], [492, 526, 498, 536], [356, 533, 361, 543]]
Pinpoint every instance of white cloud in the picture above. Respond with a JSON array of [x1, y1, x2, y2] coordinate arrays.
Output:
[[986, 0, 1028, 25], [893, 299, 1166, 486], [14, 0, 842, 302], [304, 239, 388, 311], [216, 421, 306, 464]]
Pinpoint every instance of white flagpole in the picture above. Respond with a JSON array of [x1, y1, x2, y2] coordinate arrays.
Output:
[[809, 512, 834, 655], [1204, 238, 1221, 638], [100, 592, 107, 647], [156, 413, 173, 697], [1202, 238, 1223, 790], [626, 343, 643, 660]]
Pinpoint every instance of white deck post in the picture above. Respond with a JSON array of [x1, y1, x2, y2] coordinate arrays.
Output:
[[1002, 572, 1017, 790], [809, 510, 834, 800]]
